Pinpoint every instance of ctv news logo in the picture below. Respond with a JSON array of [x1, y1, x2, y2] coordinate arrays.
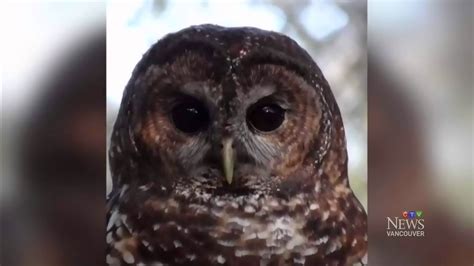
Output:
[[386, 211, 425, 237]]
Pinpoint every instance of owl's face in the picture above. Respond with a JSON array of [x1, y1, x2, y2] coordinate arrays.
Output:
[[133, 49, 324, 194]]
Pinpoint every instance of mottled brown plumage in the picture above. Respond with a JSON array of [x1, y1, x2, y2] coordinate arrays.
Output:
[[107, 24, 367, 265]]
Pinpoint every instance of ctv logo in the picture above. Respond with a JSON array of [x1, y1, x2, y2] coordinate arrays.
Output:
[[402, 210, 423, 219], [386, 210, 425, 237]]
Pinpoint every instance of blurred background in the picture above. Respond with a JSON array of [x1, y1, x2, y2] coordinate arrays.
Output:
[[368, 1, 473, 265], [1, 2, 106, 265], [106, 0, 368, 207], [1, 0, 472, 266]]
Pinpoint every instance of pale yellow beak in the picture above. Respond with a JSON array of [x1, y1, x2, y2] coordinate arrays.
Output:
[[221, 138, 235, 185]]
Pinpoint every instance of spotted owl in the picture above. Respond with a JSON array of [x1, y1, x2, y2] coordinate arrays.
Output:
[[106, 24, 367, 266]]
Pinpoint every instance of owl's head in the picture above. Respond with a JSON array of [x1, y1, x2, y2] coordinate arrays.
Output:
[[110, 25, 347, 198]]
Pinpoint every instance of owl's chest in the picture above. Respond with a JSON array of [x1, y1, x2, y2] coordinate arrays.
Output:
[[107, 193, 329, 265]]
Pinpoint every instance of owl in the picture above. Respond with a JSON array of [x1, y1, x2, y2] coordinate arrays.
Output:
[[106, 24, 367, 266]]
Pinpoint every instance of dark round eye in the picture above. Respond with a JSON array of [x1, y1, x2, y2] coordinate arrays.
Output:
[[171, 100, 209, 134], [247, 103, 285, 132]]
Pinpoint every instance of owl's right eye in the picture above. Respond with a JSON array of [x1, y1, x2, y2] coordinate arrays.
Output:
[[171, 100, 209, 134]]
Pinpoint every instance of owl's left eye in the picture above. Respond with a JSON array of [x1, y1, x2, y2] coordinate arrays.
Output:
[[171, 100, 209, 134], [247, 103, 285, 132]]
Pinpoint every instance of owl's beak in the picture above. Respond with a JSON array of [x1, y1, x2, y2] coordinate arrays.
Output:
[[221, 138, 235, 185]]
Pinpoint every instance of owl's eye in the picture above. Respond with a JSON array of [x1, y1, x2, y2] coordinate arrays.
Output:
[[247, 103, 285, 132], [171, 100, 209, 134]]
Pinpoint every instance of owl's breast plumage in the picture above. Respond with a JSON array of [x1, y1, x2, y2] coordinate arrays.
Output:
[[107, 181, 366, 265]]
